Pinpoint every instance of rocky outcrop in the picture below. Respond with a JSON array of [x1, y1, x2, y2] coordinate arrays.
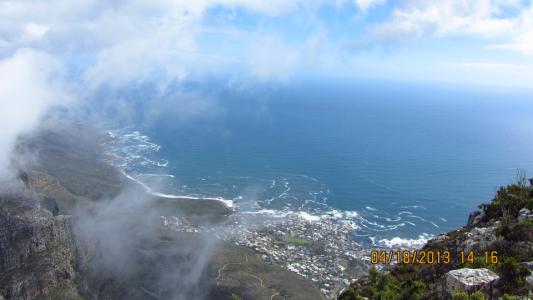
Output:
[[442, 268, 499, 296], [462, 226, 499, 254], [518, 208, 533, 222], [424, 223, 501, 266], [0, 190, 85, 300], [467, 210, 486, 228]]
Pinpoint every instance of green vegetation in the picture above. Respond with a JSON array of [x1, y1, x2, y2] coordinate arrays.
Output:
[[366, 268, 401, 299], [340, 259, 349, 269], [480, 173, 533, 295], [229, 293, 241, 300], [496, 257, 530, 295], [451, 291, 485, 300], [479, 171, 533, 220], [338, 268, 427, 300], [496, 217, 533, 241]]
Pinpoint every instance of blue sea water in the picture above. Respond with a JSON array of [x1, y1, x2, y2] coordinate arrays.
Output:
[[105, 79, 533, 247]]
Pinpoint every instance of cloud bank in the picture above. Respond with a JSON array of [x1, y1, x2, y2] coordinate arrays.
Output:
[[0, 48, 68, 179], [1, 0, 533, 177]]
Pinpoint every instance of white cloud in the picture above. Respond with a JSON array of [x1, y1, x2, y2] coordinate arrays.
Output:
[[371, 0, 520, 39], [3, 0, 533, 180], [490, 31, 533, 54], [0, 0, 327, 176], [23, 23, 48, 41], [0, 0, 531, 162], [357, 0, 533, 57], [0, 0, 316, 84], [354, 0, 386, 13], [0, 48, 69, 178], [487, 5, 533, 55], [346, 0, 533, 61]]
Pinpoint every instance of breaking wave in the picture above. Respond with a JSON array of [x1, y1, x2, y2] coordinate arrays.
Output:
[[104, 128, 445, 248], [105, 128, 234, 208], [370, 233, 432, 248]]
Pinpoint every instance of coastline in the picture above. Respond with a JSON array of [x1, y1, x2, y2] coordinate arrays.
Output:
[[104, 128, 436, 250], [119, 169, 235, 209], [20, 123, 441, 299]]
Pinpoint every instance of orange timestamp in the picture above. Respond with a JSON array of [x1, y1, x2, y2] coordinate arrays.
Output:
[[370, 250, 499, 265]]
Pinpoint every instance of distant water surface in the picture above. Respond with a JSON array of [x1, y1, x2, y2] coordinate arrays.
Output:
[[105, 79, 533, 246]]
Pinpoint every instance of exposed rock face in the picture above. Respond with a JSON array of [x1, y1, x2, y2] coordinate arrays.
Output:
[[424, 223, 500, 266], [518, 208, 533, 222], [443, 268, 499, 295], [463, 226, 498, 254], [0, 191, 85, 300], [0, 125, 122, 299], [467, 210, 486, 228]]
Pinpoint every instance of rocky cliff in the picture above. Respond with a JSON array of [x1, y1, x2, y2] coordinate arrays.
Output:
[[0, 182, 87, 300], [0, 124, 120, 299]]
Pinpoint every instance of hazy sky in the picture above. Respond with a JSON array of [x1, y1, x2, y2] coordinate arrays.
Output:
[[1, 1, 533, 172], [0, 0, 532, 89]]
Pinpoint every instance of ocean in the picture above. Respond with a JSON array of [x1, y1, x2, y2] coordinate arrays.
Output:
[[104, 78, 533, 247]]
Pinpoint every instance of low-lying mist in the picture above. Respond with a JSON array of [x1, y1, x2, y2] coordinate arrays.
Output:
[[73, 183, 220, 300]]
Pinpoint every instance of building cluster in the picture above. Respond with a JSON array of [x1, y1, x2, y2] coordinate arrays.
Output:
[[160, 213, 368, 299]]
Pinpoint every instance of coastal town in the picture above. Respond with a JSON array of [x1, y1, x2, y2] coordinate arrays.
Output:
[[161, 212, 370, 298]]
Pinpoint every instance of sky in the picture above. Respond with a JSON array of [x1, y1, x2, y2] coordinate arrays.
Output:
[[1, 0, 533, 88], [1, 0, 533, 177]]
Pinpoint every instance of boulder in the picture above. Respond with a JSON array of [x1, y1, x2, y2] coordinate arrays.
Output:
[[518, 208, 533, 222], [467, 210, 486, 227], [443, 268, 499, 295]]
